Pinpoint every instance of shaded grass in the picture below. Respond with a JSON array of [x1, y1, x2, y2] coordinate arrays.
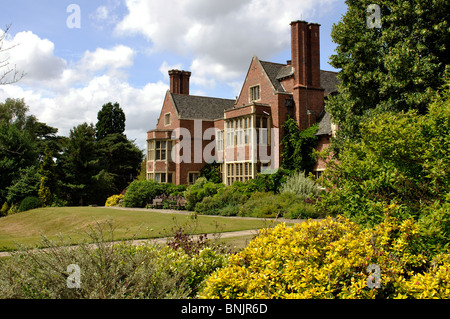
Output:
[[0, 207, 272, 251]]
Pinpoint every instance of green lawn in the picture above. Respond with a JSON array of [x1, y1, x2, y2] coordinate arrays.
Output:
[[0, 207, 273, 251]]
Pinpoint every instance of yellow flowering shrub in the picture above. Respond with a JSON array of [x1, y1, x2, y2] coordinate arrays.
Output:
[[199, 216, 450, 299], [105, 194, 124, 207]]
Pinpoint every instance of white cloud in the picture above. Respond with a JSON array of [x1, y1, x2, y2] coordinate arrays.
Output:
[[0, 30, 165, 150], [116, 0, 340, 88], [0, 30, 66, 83], [0, 75, 168, 150], [0, 0, 343, 152], [79, 45, 135, 74]]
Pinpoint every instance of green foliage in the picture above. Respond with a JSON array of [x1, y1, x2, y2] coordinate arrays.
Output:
[[418, 200, 450, 255], [200, 217, 450, 299], [246, 168, 292, 193], [194, 183, 249, 216], [200, 161, 222, 184], [0, 202, 9, 217], [0, 119, 37, 204], [96, 133, 143, 194], [5, 166, 40, 205], [121, 180, 187, 209], [122, 179, 164, 208], [328, 0, 450, 141], [38, 146, 57, 207], [237, 191, 319, 219], [163, 183, 188, 196], [19, 196, 42, 212], [184, 177, 224, 211], [58, 123, 98, 206], [0, 98, 61, 206], [0, 223, 229, 299], [7, 204, 19, 216], [38, 177, 52, 208], [280, 170, 320, 200], [193, 177, 319, 219], [135, 158, 147, 181], [95, 102, 126, 140], [318, 82, 450, 226], [281, 116, 318, 173]]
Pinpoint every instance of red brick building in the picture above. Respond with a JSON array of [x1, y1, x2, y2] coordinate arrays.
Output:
[[147, 20, 338, 185]]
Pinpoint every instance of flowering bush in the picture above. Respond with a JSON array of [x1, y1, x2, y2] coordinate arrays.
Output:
[[199, 216, 450, 299], [104, 194, 124, 207]]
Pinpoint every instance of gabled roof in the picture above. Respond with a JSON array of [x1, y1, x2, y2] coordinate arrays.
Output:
[[259, 61, 288, 92], [315, 110, 333, 136], [320, 70, 340, 96], [170, 92, 235, 120], [258, 60, 339, 97]]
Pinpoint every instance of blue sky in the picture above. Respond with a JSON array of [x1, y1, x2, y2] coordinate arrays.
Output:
[[0, 0, 348, 150]]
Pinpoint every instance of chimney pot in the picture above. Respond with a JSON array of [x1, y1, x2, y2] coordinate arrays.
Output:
[[169, 69, 191, 95]]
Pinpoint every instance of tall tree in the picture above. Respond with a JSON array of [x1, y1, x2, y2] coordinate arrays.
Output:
[[0, 120, 37, 204], [58, 123, 99, 206], [0, 98, 60, 205], [95, 102, 143, 200], [327, 0, 450, 142], [95, 102, 126, 140], [97, 133, 143, 195]]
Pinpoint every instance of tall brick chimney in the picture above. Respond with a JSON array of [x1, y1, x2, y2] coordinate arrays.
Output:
[[180, 70, 191, 95], [169, 69, 191, 95], [290, 20, 324, 130], [290, 20, 321, 88]]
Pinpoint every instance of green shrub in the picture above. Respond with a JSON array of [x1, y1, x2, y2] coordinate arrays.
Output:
[[246, 168, 292, 193], [237, 191, 319, 219], [418, 200, 450, 255], [200, 216, 450, 299], [184, 177, 224, 211], [19, 196, 41, 212], [7, 204, 19, 215], [0, 202, 9, 217], [317, 82, 450, 226], [122, 180, 164, 208], [200, 162, 222, 184], [195, 184, 249, 216], [161, 183, 187, 196], [280, 170, 320, 200]]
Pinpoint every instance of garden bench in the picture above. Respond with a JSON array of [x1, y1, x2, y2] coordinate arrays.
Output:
[[152, 198, 164, 208]]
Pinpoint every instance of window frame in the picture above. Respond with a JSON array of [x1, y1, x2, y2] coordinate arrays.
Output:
[[188, 172, 200, 185], [249, 85, 261, 102], [164, 113, 171, 126], [155, 140, 167, 161], [226, 162, 253, 185]]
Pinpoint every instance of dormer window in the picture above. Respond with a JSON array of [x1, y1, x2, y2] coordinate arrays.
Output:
[[250, 85, 261, 102]]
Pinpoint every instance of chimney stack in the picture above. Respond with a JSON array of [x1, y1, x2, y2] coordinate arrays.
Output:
[[169, 69, 191, 95], [290, 21, 321, 88], [290, 20, 324, 130]]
